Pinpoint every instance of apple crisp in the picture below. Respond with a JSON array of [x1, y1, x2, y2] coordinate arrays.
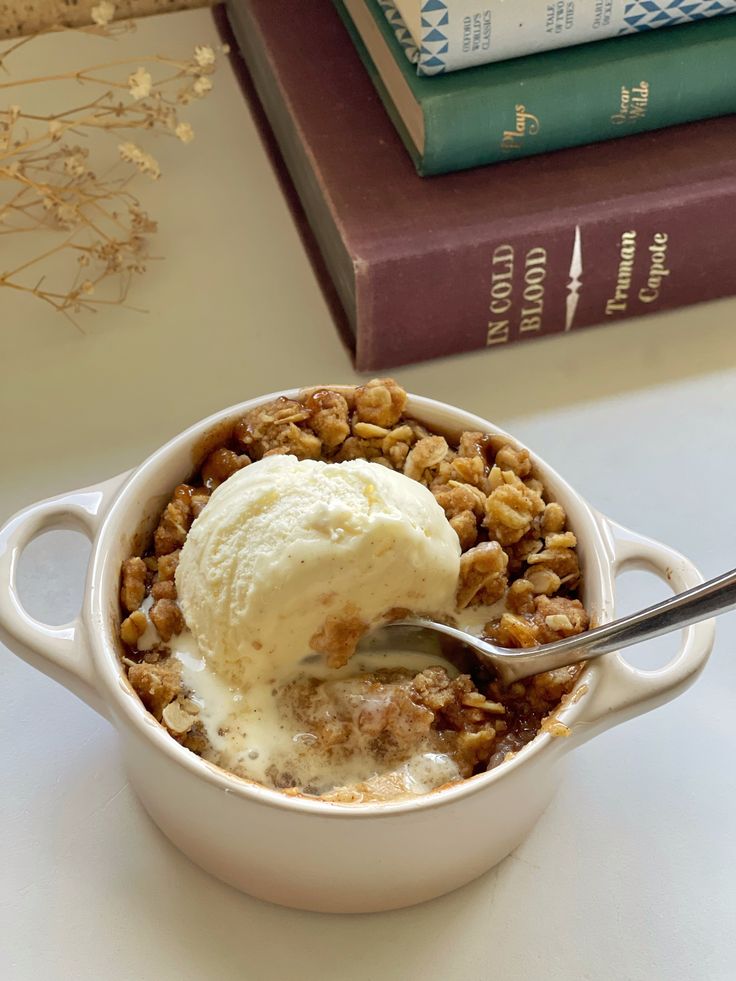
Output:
[[118, 379, 589, 802]]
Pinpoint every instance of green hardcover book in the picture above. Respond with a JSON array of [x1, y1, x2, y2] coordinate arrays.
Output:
[[337, 0, 736, 176]]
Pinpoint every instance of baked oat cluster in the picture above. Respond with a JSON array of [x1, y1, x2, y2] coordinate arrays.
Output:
[[119, 379, 590, 798]]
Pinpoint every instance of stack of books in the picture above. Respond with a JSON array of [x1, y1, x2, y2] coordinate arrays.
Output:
[[225, 0, 736, 369]]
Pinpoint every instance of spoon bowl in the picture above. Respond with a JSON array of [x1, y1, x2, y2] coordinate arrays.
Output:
[[363, 567, 736, 684]]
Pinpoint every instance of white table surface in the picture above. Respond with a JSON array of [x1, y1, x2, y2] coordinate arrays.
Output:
[[2, 10, 735, 980]]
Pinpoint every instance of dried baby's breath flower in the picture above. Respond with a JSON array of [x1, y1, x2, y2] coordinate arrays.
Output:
[[91, 1, 115, 26], [194, 44, 216, 68], [174, 121, 194, 144], [0, 21, 220, 322], [63, 153, 87, 178], [128, 66, 152, 100], [56, 202, 80, 227], [129, 204, 157, 233], [192, 76, 212, 97], [118, 141, 161, 180]]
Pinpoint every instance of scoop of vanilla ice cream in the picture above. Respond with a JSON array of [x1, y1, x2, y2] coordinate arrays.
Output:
[[175, 455, 460, 688]]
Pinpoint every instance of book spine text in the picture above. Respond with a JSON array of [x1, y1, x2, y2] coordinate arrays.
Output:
[[357, 187, 736, 368], [389, 0, 736, 73], [350, 0, 736, 176]]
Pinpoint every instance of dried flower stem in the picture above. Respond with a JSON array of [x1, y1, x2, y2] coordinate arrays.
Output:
[[0, 54, 203, 89]]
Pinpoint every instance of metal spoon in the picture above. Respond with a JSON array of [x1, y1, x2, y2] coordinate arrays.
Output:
[[363, 568, 736, 684]]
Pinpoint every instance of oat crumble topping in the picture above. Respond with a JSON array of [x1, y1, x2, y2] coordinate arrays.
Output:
[[118, 380, 589, 802]]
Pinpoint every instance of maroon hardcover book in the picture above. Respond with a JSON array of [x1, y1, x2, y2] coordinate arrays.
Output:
[[225, 0, 736, 371]]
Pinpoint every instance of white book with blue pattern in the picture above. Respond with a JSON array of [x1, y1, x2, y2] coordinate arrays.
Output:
[[387, 0, 736, 73]]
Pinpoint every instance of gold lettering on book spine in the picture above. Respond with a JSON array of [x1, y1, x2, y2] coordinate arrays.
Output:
[[639, 232, 670, 303], [487, 243, 513, 345], [486, 244, 550, 345], [611, 80, 650, 125], [501, 105, 541, 153], [487, 227, 671, 342], [605, 230, 637, 314], [605, 229, 671, 314], [519, 247, 547, 333]]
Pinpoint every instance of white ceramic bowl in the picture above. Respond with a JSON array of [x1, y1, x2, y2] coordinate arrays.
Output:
[[0, 388, 715, 913]]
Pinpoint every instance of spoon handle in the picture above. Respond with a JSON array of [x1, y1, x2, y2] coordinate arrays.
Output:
[[495, 566, 736, 680]]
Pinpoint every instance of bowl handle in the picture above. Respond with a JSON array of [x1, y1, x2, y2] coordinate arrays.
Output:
[[569, 513, 715, 745], [0, 474, 127, 719]]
